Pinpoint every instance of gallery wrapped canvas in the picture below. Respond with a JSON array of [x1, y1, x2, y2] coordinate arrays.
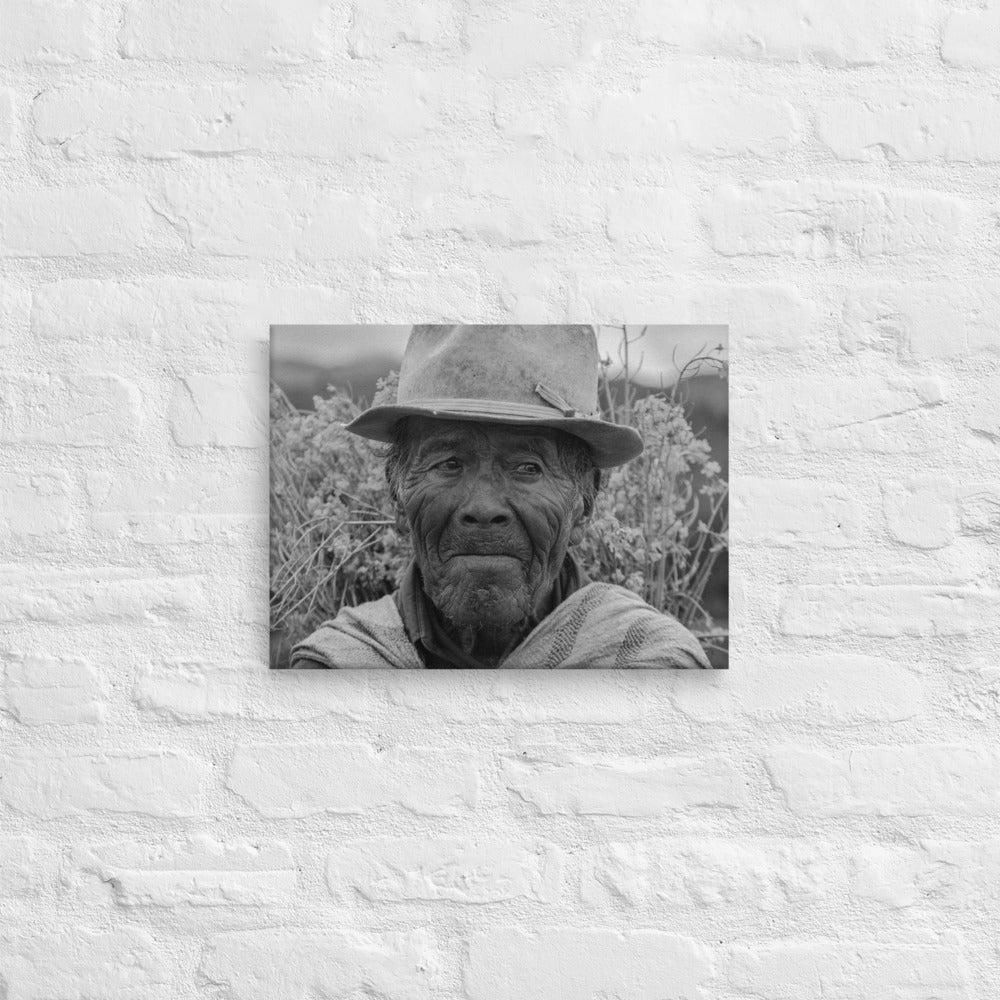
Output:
[[270, 325, 728, 669]]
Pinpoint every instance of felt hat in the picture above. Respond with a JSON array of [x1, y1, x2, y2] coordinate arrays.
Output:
[[344, 325, 644, 468]]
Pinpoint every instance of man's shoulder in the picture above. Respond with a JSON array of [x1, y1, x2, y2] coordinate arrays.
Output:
[[289, 594, 423, 669], [509, 581, 711, 669]]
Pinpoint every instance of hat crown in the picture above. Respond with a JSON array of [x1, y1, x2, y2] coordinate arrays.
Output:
[[398, 325, 600, 415]]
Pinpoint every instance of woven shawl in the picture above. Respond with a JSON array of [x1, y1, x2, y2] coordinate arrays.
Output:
[[290, 582, 711, 669]]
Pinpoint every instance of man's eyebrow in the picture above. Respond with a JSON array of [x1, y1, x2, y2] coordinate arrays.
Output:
[[413, 430, 557, 459]]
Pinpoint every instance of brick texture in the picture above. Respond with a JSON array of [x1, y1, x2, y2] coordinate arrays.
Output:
[[1, 1, 997, 997]]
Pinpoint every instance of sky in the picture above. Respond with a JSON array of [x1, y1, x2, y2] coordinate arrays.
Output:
[[270, 324, 728, 389]]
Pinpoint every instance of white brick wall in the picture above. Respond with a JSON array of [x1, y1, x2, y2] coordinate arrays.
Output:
[[1, 0, 997, 995]]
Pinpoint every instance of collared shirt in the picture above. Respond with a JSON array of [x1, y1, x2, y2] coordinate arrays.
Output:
[[394, 555, 590, 669]]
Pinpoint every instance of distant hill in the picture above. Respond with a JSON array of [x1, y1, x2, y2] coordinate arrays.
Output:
[[272, 354, 399, 412]]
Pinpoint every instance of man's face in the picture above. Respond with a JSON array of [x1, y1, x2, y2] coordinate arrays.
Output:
[[397, 417, 587, 632]]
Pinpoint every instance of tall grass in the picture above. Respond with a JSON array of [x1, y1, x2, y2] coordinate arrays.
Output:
[[269, 374, 406, 667], [269, 330, 728, 666]]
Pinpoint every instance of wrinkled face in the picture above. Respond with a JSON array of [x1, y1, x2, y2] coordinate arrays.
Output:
[[397, 417, 587, 632]]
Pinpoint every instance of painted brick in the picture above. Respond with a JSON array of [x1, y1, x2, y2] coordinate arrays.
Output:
[[780, 584, 1000, 637], [168, 374, 266, 448], [403, 186, 558, 246], [2, 751, 210, 818], [882, 475, 956, 549], [942, 1, 1000, 69], [34, 78, 429, 162], [579, 841, 652, 906], [365, 267, 485, 322], [0, 90, 15, 157], [0, 470, 73, 536], [199, 929, 442, 1000], [582, 838, 834, 909], [0, 929, 169, 999], [0, 281, 30, 346], [767, 745, 1000, 816], [726, 938, 971, 999], [735, 478, 864, 547], [568, 74, 799, 160], [840, 283, 1000, 360], [0, 568, 208, 623], [496, 254, 557, 319], [493, 83, 556, 144], [33, 84, 246, 160], [387, 671, 642, 724], [0, 186, 172, 256], [503, 749, 743, 816], [819, 94, 1000, 163], [672, 93, 799, 159], [348, 0, 461, 55], [422, 64, 492, 129], [574, 279, 811, 353], [606, 188, 699, 250], [465, 2, 585, 73], [1, 0, 100, 63], [73, 833, 295, 906], [465, 928, 712, 1000], [327, 837, 559, 903], [93, 481, 255, 549], [947, 658, 1000, 723], [966, 374, 1000, 442], [151, 179, 381, 260], [852, 840, 1000, 911], [0, 374, 142, 446], [32, 278, 348, 348], [634, 0, 932, 66], [227, 743, 478, 817], [670, 654, 923, 725], [2, 653, 103, 724], [265, 71, 429, 159], [133, 660, 243, 719], [119, 0, 336, 63], [407, 153, 592, 246], [958, 483, 1000, 538], [247, 669, 373, 721], [674, 840, 831, 909], [0, 836, 34, 897], [753, 372, 947, 454], [134, 660, 373, 721], [87, 467, 259, 544], [708, 181, 964, 258]]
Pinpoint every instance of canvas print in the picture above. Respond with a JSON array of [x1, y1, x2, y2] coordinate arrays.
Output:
[[270, 325, 728, 669]]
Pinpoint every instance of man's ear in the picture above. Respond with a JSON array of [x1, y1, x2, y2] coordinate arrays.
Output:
[[568, 495, 589, 546], [569, 467, 599, 545]]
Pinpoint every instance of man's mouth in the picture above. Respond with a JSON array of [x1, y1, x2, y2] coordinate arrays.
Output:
[[448, 552, 522, 562]]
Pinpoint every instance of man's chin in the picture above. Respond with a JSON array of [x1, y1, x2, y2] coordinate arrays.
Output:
[[428, 562, 533, 631]]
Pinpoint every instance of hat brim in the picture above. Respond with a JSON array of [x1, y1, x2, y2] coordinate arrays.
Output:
[[344, 401, 644, 468]]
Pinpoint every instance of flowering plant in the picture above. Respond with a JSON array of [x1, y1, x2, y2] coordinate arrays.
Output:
[[576, 331, 728, 658], [269, 373, 406, 666]]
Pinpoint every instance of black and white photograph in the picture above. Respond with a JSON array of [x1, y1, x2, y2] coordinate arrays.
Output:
[[270, 324, 728, 669]]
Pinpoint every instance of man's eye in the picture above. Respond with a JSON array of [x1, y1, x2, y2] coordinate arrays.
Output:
[[515, 462, 543, 476], [435, 458, 463, 472]]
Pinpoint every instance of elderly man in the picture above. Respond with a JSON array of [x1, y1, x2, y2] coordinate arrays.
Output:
[[291, 325, 710, 669]]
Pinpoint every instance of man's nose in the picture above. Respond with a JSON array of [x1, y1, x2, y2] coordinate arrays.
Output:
[[458, 476, 512, 528]]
